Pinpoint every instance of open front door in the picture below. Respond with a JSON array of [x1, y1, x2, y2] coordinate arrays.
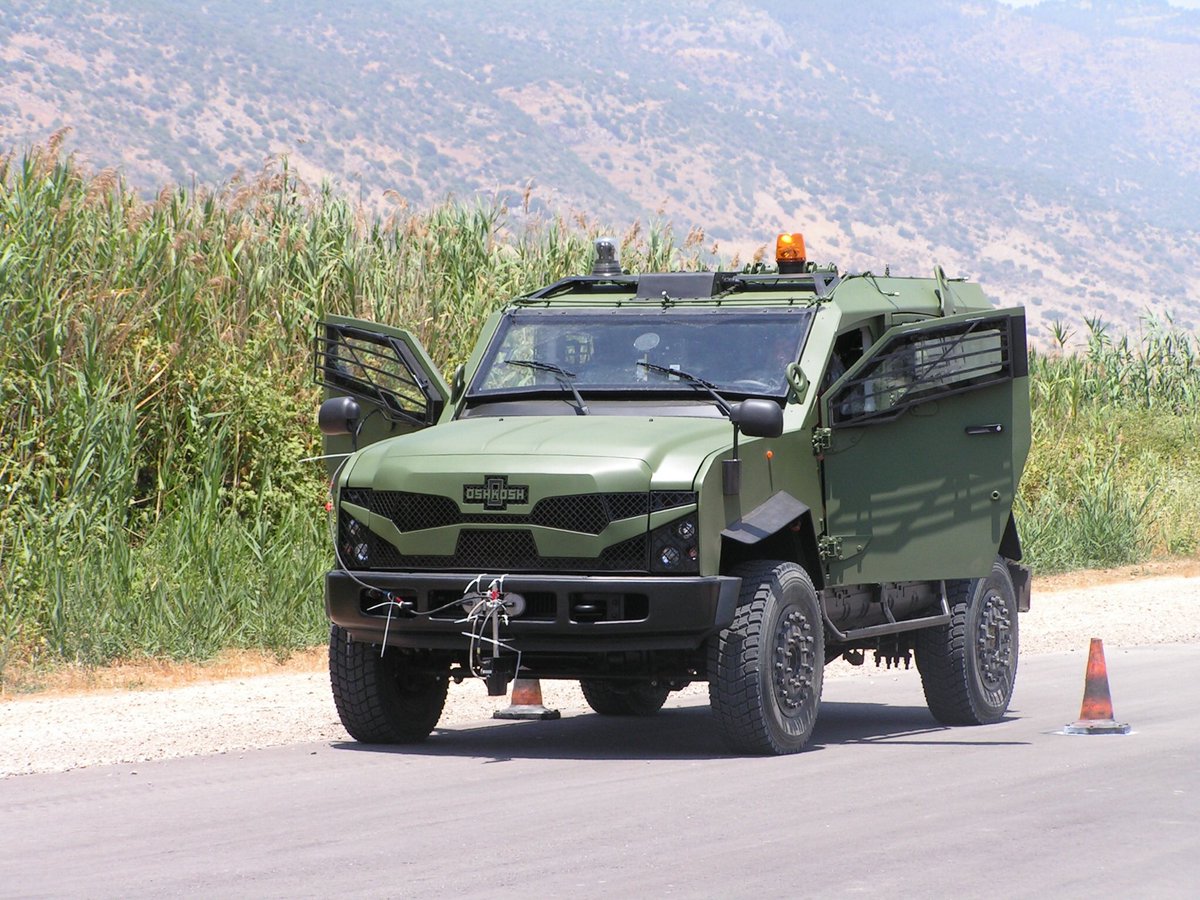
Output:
[[819, 309, 1029, 585], [313, 316, 450, 472]]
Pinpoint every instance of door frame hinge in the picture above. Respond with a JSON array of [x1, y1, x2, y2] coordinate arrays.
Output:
[[812, 427, 832, 455], [818, 535, 843, 561]]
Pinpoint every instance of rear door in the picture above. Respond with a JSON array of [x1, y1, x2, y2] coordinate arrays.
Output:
[[313, 316, 450, 469], [819, 309, 1029, 584]]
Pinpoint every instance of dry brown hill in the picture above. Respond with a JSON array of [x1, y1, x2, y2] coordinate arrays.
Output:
[[3, 0, 1199, 337]]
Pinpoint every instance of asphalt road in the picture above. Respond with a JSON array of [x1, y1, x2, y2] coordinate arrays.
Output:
[[2, 644, 1197, 899]]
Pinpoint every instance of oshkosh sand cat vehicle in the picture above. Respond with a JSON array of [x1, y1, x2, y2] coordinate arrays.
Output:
[[315, 234, 1031, 754]]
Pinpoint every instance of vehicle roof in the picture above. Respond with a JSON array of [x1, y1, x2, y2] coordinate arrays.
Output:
[[514, 268, 995, 321]]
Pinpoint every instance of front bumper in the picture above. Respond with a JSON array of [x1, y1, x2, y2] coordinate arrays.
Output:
[[326, 570, 741, 652]]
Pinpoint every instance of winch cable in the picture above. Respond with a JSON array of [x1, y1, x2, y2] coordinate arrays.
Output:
[[458, 576, 523, 681]]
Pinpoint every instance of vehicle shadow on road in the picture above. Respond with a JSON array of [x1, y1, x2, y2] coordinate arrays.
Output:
[[814, 701, 1027, 748], [330, 698, 1027, 762]]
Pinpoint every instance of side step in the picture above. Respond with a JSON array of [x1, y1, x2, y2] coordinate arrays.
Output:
[[821, 582, 951, 643]]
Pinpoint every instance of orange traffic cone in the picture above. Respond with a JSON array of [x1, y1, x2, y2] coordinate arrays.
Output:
[[493, 677, 561, 720], [1064, 638, 1131, 735]]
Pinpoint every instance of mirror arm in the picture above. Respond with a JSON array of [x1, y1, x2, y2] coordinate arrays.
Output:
[[724, 423, 742, 496]]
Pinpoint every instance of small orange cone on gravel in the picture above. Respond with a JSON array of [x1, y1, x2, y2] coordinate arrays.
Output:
[[493, 677, 561, 720], [1064, 638, 1131, 735]]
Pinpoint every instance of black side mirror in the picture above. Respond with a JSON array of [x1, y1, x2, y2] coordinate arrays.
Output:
[[723, 399, 782, 496], [732, 398, 784, 438], [318, 396, 362, 436]]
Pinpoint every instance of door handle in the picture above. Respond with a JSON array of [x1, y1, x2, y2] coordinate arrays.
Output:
[[965, 424, 1004, 435]]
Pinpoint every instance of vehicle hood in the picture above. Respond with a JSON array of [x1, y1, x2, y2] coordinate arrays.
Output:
[[345, 414, 734, 494]]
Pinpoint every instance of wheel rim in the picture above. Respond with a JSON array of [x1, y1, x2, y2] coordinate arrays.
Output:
[[975, 587, 1014, 696], [773, 608, 817, 715]]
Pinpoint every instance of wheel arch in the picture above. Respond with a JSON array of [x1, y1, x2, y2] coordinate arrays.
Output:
[[719, 492, 824, 590]]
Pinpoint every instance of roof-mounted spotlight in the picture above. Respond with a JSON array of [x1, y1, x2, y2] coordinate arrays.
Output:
[[591, 237, 621, 277]]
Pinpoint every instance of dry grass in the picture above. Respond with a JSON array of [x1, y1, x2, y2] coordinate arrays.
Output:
[[1, 647, 328, 700], [1033, 556, 1200, 592]]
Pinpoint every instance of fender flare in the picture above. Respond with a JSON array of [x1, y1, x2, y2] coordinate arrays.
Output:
[[720, 491, 824, 590]]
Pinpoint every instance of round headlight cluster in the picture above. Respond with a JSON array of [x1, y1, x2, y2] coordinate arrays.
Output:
[[341, 516, 370, 567], [652, 515, 699, 573]]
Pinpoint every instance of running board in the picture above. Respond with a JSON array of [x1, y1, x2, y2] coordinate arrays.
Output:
[[821, 582, 950, 643]]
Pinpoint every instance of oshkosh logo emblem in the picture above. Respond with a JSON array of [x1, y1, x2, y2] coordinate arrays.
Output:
[[463, 475, 529, 511]]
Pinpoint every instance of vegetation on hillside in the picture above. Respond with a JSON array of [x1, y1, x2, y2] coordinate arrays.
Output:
[[2, 144, 1198, 679], [4, 0, 1200, 333]]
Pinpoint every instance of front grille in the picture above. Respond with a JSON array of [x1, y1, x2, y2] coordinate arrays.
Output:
[[343, 489, 461, 531], [530, 494, 612, 533], [337, 514, 650, 573], [651, 491, 698, 512], [456, 529, 538, 568], [341, 488, 696, 536], [373, 531, 649, 573], [337, 488, 695, 573]]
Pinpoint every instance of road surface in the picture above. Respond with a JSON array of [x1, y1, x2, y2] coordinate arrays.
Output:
[[2, 644, 1196, 898]]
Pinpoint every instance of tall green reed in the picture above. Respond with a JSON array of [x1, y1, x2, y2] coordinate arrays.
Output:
[[1019, 316, 1200, 572], [0, 138, 708, 673]]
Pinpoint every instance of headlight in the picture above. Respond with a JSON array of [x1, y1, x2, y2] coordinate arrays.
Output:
[[650, 514, 699, 574], [340, 514, 371, 568]]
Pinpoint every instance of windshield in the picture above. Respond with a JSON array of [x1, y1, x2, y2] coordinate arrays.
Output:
[[469, 308, 814, 399]]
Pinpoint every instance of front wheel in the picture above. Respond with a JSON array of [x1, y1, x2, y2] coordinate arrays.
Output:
[[708, 561, 824, 754], [328, 625, 449, 743], [579, 679, 671, 716], [915, 558, 1019, 725]]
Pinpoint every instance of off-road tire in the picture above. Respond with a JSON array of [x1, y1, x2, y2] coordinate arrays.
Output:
[[579, 679, 671, 716], [915, 558, 1019, 725], [708, 561, 824, 754], [329, 624, 449, 743]]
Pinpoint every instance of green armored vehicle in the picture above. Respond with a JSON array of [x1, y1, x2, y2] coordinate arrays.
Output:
[[316, 233, 1031, 754]]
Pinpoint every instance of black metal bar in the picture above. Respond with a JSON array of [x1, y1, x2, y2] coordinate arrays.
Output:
[[821, 582, 951, 644]]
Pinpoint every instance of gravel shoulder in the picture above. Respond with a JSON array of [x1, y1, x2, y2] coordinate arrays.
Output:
[[3, 567, 1198, 778]]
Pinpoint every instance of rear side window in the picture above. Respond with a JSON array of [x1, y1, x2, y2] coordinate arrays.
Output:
[[829, 315, 1023, 426]]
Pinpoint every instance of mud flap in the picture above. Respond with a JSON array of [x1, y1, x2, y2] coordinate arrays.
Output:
[[1007, 560, 1032, 612]]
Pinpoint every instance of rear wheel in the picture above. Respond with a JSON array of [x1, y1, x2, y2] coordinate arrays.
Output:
[[328, 625, 449, 743], [708, 561, 824, 754], [579, 679, 671, 716], [915, 558, 1019, 725]]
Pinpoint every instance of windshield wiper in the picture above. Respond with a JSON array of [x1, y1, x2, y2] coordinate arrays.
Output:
[[637, 361, 732, 418], [505, 359, 589, 416]]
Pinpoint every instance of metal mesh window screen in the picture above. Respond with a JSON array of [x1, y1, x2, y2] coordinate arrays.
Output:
[[830, 317, 1013, 427], [314, 323, 433, 425]]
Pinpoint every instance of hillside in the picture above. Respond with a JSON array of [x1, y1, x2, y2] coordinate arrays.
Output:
[[2, 0, 1200, 335]]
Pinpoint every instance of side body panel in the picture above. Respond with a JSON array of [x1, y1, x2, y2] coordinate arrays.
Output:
[[820, 308, 1030, 584]]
